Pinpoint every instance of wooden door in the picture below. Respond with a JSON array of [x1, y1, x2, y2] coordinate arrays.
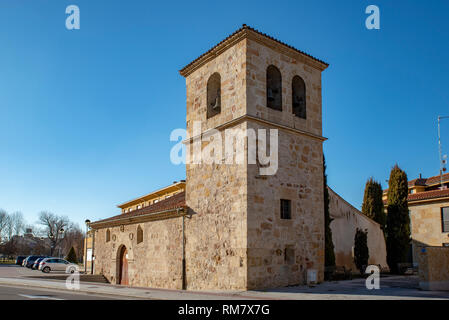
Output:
[[119, 246, 129, 285]]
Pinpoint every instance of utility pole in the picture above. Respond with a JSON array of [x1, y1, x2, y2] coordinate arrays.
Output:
[[438, 116, 449, 189]]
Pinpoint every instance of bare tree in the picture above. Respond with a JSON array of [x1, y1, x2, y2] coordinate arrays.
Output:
[[0, 210, 8, 242], [61, 224, 84, 260], [10, 212, 25, 236], [38, 211, 70, 256]]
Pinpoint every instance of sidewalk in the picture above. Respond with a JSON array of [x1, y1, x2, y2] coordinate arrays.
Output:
[[1, 275, 449, 300]]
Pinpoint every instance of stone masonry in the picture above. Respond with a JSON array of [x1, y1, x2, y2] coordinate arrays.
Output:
[[181, 25, 328, 289], [90, 25, 334, 290]]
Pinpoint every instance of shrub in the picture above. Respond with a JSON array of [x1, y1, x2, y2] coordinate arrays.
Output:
[[65, 246, 78, 263], [354, 228, 369, 274]]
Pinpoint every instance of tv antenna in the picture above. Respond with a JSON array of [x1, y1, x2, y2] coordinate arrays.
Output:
[[438, 116, 449, 189]]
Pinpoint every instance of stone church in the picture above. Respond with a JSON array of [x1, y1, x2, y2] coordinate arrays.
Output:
[[87, 25, 386, 290]]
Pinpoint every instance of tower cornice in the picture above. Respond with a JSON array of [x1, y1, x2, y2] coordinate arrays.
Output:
[[179, 24, 329, 78]]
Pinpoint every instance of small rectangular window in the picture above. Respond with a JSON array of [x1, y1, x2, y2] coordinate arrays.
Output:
[[280, 199, 291, 219], [442, 207, 449, 232]]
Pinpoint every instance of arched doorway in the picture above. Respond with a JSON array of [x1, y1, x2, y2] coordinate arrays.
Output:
[[118, 245, 129, 285]]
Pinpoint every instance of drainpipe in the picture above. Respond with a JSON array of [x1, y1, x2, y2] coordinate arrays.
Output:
[[84, 219, 90, 274], [84, 236, 87, 274], [181, 210, 186, 290], [91, 230, 95, 275]]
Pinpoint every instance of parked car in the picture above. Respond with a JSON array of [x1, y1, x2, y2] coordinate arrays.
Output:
[[22, 256, 29, 267], [39, 258, 78, 273], [32, 257, 47, 270], [24, 255, 47, 268], [15, 256, 27, 266]]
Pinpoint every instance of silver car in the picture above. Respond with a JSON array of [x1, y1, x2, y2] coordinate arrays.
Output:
[[38, 257, 78, 273]]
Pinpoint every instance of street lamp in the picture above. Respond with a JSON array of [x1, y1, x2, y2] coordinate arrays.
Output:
[[58, 228, 65, 258], [84, 219, 91, 274]]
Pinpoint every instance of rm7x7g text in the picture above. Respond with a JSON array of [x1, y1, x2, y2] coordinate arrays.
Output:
[[222, 304, 270, 315]]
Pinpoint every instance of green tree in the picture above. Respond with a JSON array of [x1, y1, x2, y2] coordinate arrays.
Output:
[[65, 246, 78, 263], [386, 164, 411, 274], [323, 156, 335, 267], [362, 178, 386, 231], [354, 228, 369, 274]]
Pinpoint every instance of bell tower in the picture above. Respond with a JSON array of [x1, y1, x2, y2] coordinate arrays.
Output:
[[179, 25, 328, 290]]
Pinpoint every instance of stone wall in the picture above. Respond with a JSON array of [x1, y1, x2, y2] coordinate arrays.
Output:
[[246, 123, 325, 288], [328, 187, 387, 271], [183, 33, 327, 290], [185, 130, 248, 290], [245, 37, 325, 289], [184, 39, 248, 290], [409, 200, 449, 263], [185, 39, 247, 135], [93, 219, 183, 289], [246, 38, 323, 138], [418, 246, 449, 291]]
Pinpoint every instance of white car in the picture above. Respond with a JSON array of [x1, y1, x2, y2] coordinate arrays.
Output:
[[38, 257, 78, 273]]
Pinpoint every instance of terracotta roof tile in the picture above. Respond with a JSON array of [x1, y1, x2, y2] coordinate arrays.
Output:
[[91, 192, 186, 226], [408, 189, 449, 202], [408, 173, 449, 187], [179, 24, 328, 76]]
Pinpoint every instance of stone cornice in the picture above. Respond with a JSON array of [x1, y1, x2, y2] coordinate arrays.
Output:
[[245, 30, 328, 72], [183, 114, 327, 145], [90, 207, 188, 229], [179, 25, 329, 78], [408, 196, 449, 206]]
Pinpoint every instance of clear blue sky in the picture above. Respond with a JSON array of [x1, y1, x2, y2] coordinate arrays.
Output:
[[0, 0, 448, 228]]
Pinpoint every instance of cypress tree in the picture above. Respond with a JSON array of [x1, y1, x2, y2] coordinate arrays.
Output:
[[354, 228, 369, 274], [323, 156, 336, 267], [362, 178, 386, 231], [386, 164, 411, 274], [65, 246, 78, 263]]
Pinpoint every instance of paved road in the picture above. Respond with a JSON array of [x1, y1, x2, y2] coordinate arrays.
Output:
[[0, 284, 129, 300], [1, 264, 448, 300]]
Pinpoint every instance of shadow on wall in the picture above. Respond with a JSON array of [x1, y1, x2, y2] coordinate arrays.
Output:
[[328, 187, 387, 271]]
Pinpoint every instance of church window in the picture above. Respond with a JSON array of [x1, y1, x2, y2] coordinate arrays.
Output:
[[292, 75, 306, 119], [137, 225, 144, 244], [280, 199, 291, 219], [207, 73, 221, 118], [266, 65, 282, 111]]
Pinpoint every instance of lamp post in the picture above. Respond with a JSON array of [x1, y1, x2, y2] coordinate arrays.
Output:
[[58, 228, 65, 258], [84, 219, 91, 274], [438, 116, 449, 189]]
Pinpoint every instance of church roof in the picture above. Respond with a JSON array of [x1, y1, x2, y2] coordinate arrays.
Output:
[[179, 24, 329, 77], [90, 191, 186, 228], [117, 181, 185, 209]]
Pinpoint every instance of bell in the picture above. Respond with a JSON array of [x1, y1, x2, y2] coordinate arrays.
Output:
[[267, 88, 274, 101], [293, 95, 304, 108], [211, 95, 220, 110]]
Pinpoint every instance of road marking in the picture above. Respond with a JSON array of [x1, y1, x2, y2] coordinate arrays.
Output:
[[18, 294, 64, 300]]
